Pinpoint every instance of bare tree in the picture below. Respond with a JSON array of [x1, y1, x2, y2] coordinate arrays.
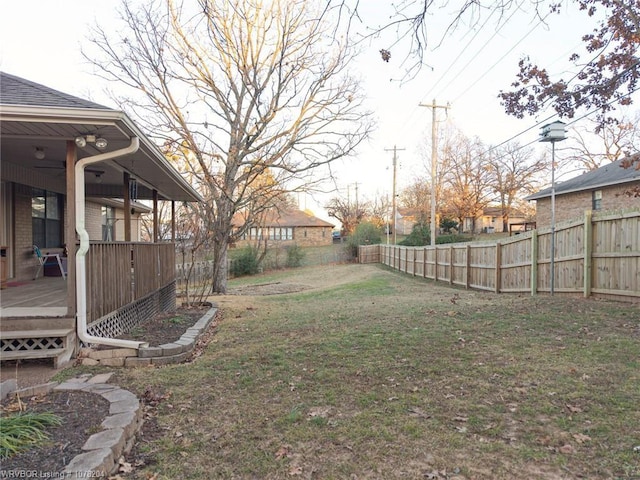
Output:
[[86, 0, 374, 292], [487, 142, 547, 232], [440, 131, 492, 231], [565, 112, 640, 171], [366, 194, 392, 230], [326, 196, 368, 236], [330, 0, 549, 80], [399, 176, 431, 224]]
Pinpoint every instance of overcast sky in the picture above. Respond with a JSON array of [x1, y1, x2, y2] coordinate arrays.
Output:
[[2, 1, 636, 219]]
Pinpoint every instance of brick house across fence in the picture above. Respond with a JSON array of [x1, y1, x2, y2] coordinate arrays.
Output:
[[233, 209, 335, 248], [526, 156, 640, 226]]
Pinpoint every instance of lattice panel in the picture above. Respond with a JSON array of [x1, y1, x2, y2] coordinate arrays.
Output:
[[86, 286, 175, 342], [159, 282, 176, 311], [2, 336, 64, 352]]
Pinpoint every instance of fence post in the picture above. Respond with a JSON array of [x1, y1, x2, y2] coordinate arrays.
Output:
[[423, 247, 428, 280], [495, 242, 502, 293], [583, 210, 593, 298], [434, 246, 438, 282], [465, 244, 471, 289], [449, 245, 454, 285], [412, 248, 416, 276], [531, 230, 538, 296]]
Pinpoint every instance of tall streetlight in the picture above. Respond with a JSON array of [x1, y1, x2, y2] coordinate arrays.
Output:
[[539, 121, 567, 296]]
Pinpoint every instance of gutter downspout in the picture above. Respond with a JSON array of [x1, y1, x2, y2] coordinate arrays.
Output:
[[75, 137, 149, 349]]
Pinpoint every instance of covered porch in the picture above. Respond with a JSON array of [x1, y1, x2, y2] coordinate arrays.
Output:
[[0, 72, 202, 368]]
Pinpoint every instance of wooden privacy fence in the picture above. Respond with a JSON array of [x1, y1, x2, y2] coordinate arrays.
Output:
[[359, 210, 640, 301], [86, 242, 176, 322]]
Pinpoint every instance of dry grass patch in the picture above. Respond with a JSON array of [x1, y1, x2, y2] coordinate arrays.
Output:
[[112, 264, 639, 479]]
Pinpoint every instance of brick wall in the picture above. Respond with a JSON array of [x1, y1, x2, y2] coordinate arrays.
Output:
[[294, 226, 332, 247], [14, 184, 34, 280], [535, 183, 640, 226], [85, 201, 103, 241]]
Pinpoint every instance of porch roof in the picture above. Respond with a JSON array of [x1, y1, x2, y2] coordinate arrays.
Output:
[[0, 72, 202, 203]]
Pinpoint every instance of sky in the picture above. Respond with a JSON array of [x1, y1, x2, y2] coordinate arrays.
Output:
[[1, 1, 635, 222]]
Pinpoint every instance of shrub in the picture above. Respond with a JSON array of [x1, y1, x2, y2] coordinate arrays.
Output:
[[399, 222, 431, 246], [229, 246, 260, 277], [345, 222, 382, 257], [285, 244, 305, 268], [436, 234, 472, 244], [440, 217, 459, 234]]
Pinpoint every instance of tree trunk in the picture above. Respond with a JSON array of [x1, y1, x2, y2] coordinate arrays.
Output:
[[212, 237, 229, 294]]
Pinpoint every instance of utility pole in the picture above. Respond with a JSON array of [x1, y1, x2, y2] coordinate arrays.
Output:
[[385, 146, 405, 244], [419, 99, 449, 246]]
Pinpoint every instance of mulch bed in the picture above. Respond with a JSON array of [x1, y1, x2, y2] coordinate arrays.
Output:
[[0, 304, 219, 477], [114, 303, 213, 346], [0, 390, 110, 474]]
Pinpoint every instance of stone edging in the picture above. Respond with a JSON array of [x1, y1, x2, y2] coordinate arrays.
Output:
[[4, 373, 142, 479], [79, 306, 218, 367]]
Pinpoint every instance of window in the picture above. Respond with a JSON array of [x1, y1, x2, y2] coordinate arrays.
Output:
[[243, 226, 293, 241], [592, 190, 602, 210], [102, 206, 116, 241], [32, 189, 63, 248]]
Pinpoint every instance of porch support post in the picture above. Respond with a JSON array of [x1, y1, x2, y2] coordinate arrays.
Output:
[[65, 141, 77, 317], [124, 172, 131, 242], [153, 189, 159, 243], [171, 200, 176, 241]]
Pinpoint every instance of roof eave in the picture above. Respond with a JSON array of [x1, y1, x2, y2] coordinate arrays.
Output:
[[526, 177, 640, 201], [0, 104, 203, 203]]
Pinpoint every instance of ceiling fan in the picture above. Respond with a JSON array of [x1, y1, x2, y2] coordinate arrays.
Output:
[[35, 161, 105, 176]]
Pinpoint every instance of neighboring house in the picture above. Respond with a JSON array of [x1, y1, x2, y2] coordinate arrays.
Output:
[[395, 208, 421, 235], [233, 209, 334, 247], [526, 156, 640, 226], [462, 206, 528, 234], [0, 72, 201, 366]]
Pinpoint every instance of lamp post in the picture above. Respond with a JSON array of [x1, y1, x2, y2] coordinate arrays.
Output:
[[539, 121, 567, 296]]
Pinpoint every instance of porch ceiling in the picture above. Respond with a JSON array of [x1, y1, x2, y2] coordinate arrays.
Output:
[[0, 106, 202, 203]]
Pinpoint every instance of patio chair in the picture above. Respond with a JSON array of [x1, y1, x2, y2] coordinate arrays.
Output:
[[33, 245, 66, 280]]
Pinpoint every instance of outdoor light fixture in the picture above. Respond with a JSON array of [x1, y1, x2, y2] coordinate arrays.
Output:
[[34, 147, 45, 160], [539, 120, 567, 296], [75, 135, 108, 149], [95, 137, 108, 149]]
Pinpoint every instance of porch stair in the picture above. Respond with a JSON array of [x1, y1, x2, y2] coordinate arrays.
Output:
[[0, 328, 75, 368]]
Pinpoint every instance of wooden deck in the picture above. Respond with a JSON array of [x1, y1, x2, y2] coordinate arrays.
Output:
[[0, 277, 68, 319]]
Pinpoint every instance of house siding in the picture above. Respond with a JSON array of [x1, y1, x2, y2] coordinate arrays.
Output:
[[535, 183, 640, 226]]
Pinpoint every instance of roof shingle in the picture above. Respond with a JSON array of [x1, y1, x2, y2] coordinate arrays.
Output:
[[0, 71, 109, 110], [526, 155, 640, 200]]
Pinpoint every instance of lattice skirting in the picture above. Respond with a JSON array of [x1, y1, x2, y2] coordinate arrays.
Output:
[[86, 282, 176, 340], [2, 336, 64, 353]]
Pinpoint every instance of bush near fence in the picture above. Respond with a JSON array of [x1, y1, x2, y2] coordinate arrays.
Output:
[[359, 210, 640, 302]]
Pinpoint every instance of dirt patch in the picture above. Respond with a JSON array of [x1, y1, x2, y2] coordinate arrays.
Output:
[[0, 390, 110, 474], [227, 281, 311, 296]]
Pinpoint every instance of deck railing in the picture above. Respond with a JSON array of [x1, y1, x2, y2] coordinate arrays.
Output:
[[359, 210, 640, 302], [86, 242, 175, 323]]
